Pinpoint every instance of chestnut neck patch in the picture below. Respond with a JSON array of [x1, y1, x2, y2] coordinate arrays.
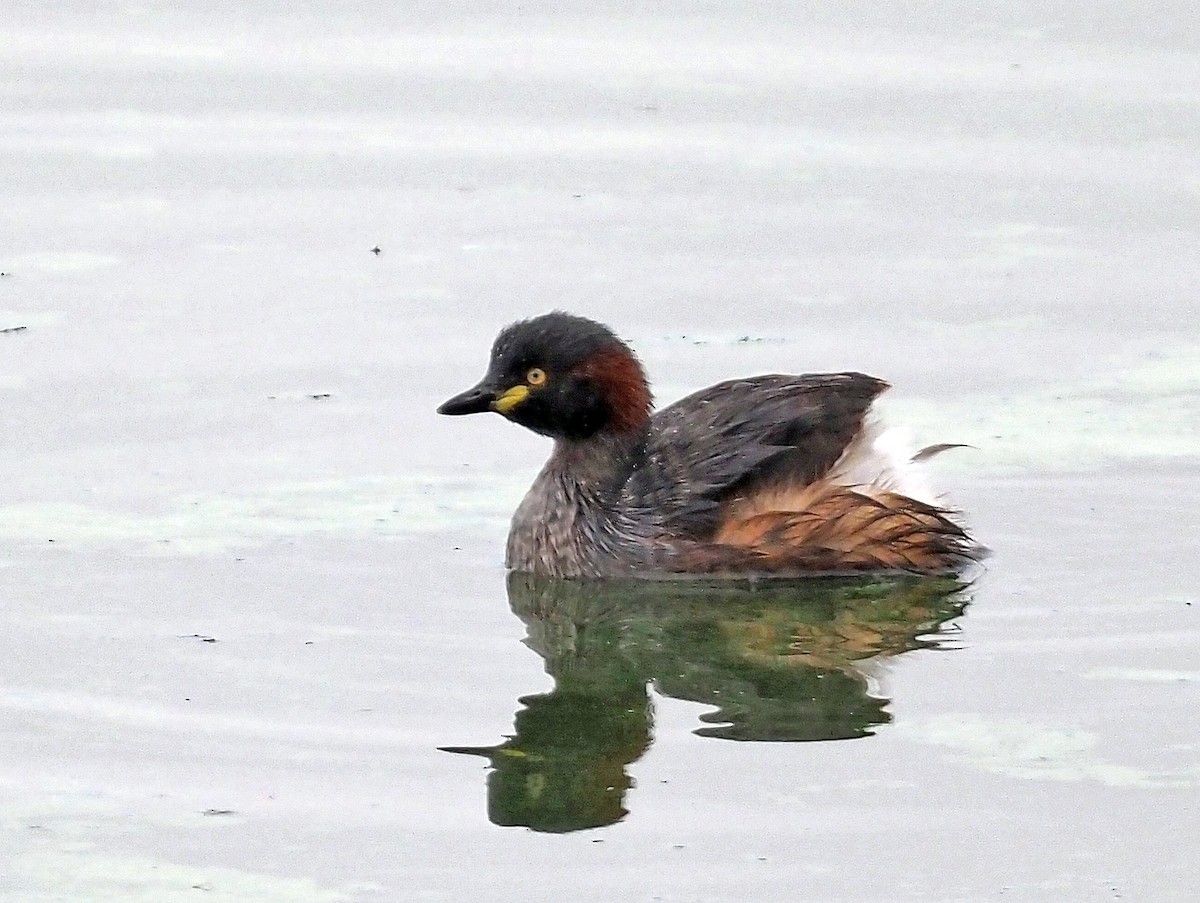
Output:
[[575, 347, 653, 435]]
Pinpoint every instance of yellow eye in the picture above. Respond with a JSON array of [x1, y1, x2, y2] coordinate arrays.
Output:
[[526, 367, 547, 386]]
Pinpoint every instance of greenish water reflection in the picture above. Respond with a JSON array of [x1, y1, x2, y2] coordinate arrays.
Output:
[[443, 573, 969, 833]]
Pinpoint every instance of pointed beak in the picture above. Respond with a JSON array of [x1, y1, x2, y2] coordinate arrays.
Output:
[[437, 380, 496, 416]]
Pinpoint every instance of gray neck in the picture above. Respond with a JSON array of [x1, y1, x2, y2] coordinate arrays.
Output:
[[506, 426, 653, 578], [552, 426, 648, 496]]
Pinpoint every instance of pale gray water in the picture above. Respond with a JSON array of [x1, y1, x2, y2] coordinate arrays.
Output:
[[2, 3, 1198, 900]]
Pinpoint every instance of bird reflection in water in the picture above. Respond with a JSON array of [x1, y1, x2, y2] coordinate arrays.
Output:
[[442, 571, 969, 833]]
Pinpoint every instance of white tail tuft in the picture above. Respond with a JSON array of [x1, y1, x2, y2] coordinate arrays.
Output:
[[830, 415, 940, 506]]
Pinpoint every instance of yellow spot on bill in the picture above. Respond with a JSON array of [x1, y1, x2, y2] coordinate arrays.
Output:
[[493, 385, 530, 413]]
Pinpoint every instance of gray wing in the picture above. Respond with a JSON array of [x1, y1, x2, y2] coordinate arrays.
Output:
[[627, 372, 887, 539]]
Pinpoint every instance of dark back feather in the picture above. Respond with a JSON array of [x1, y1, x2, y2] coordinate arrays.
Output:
[[626, 372, 887, 539]]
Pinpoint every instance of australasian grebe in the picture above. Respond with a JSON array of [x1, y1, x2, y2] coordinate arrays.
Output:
[[438, 312, 981, 579]]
